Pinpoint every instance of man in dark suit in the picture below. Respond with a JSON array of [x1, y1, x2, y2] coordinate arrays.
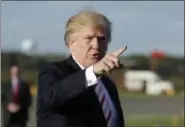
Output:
[[37, 10, 127, 127], [2, 65, 32, 127]]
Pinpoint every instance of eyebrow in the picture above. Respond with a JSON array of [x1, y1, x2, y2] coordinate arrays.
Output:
[[84, 34, 95, 37], [85, 34, 106, 38]]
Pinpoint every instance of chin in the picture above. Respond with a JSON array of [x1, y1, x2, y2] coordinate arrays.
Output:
[[87, 57, 101, 65], [91, 58, 100, 63]]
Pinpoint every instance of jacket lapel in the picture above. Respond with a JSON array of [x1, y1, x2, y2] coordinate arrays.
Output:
[[66, 55, 82, 71]]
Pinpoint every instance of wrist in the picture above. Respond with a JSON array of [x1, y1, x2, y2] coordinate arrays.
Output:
[[92, 64, 102, 77]]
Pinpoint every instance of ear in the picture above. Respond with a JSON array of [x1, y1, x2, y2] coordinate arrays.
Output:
[[68, 33, 78, 50], [68, 40, 76, 50]]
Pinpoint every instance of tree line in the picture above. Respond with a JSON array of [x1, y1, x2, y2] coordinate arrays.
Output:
[[1, 51, 184, 91]]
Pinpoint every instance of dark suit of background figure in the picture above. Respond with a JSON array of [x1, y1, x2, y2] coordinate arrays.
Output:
[[36, 56, 125, 127], [2, 79, 32, 127]]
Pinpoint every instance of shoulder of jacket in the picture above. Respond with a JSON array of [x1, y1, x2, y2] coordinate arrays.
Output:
[[38, 59, 68, 75]]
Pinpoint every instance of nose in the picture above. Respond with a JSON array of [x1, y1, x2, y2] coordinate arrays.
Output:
[[91, 37, 99, 49]]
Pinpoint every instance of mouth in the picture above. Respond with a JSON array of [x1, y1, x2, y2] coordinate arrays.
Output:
[[92, 53, 101, 59]]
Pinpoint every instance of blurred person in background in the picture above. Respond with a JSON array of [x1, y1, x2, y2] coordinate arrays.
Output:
[[1, 65, 32, 127], [37, 10, 126, 127]]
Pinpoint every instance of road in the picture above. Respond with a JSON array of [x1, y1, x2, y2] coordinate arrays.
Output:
[[120, 97, 184, 117]]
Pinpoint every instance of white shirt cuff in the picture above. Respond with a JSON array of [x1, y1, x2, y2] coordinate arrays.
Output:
[[85, 65, 99, 87]]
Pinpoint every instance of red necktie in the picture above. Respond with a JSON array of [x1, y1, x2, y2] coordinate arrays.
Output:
[[12, 83, 19, 103]]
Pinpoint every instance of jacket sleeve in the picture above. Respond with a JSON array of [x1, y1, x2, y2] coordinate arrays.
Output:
[[38, 63, 88, 109], [20, 82, 32, 110]]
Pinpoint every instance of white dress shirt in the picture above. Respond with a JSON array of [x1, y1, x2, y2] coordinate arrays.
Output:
[[72, 56, 119, 127]]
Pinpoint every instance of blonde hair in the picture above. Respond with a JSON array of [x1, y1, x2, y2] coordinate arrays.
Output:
[[64, 10, 112, 46]]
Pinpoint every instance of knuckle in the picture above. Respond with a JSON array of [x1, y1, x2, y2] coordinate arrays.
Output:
[[110, 66, 114, 70], [111, 62, 115, 67], [102, 61, 107, 68], [104, 66, 108, 72], [108, 63, 114, 70], [115, 58, 119, 62]]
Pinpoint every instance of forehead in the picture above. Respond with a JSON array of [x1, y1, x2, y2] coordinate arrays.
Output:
[[78, 26, 106, 37], [11, 66, 19, 71]]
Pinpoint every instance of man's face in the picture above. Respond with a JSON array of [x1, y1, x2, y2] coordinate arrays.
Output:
[[10, 66, 19, 78], [69, 26, 109, 68]]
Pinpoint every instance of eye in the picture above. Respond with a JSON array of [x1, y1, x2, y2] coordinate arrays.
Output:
[[85, 36, 93, 40], [97, 36, 106, 41]]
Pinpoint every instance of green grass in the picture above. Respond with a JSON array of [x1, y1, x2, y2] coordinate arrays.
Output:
[[125, 115, 184, 127], [169, 76, 184, 91]]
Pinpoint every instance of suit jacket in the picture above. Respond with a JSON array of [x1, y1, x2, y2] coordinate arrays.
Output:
[[36, 56, 125, 127], [1, 79, 31, 126]]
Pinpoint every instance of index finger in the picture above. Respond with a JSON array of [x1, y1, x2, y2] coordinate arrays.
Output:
[[112, 46, 127, 57]]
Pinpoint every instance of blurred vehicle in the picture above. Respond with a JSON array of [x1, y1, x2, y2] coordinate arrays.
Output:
[[124, 70, 175, 95]]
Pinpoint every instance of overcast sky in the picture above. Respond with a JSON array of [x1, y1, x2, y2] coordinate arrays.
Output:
[[1, 1, 184, 56]]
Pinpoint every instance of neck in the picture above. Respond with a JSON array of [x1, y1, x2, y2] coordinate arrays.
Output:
[[11, 75, 20, 80]]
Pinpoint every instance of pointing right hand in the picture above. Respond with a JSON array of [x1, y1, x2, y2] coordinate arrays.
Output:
[[93, 46, 127, 75]]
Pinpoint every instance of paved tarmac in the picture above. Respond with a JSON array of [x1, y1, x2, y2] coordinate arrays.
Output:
[[120, 97, 184, 117]]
